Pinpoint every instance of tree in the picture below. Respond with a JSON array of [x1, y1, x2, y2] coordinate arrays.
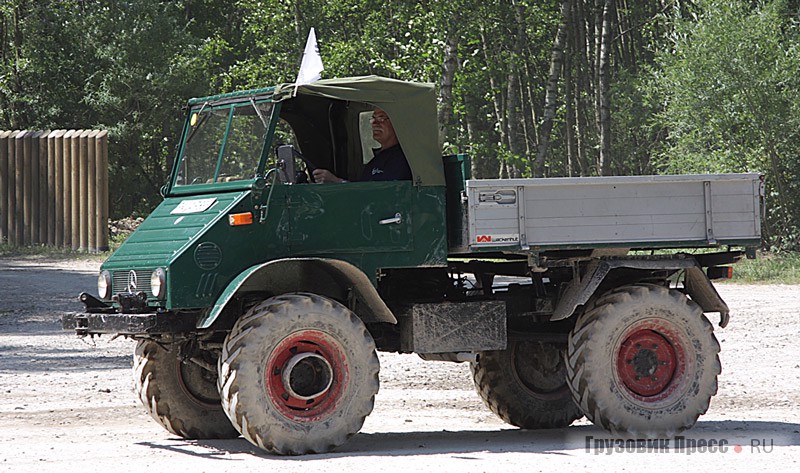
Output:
[[2, 0, 795, 251], [653, 0, 800, 250]]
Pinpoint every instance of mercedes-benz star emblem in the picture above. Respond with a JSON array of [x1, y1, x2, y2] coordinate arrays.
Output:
[[127, 270, 138, 293]]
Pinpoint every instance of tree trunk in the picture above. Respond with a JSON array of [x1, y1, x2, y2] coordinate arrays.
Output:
[[597, 0, 613, 175], [480, 30, 508, 158], [438, 33, 459, 150], [573, 0, 592, 175], [292, 1, 303, 40], [465, 111, 479, 178], [534, 0, 570, 178], [564, 48, 577, 177], [523, 61, 540, 157], [506, 72, 522, 178]]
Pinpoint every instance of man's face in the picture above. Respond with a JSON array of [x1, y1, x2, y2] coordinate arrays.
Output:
[[371, 108, 396, 147]]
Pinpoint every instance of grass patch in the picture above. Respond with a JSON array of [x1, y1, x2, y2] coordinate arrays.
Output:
[[729, 251, 800, 284]]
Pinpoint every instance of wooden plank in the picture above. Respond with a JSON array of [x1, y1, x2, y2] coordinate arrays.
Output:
[[78, 130, 90, 250], [37, 131, 49, 244], [70, 130, 80, 250], [97, 130, 109, 251], [46, 131, 57, 245], [52, 130, 66, 247], [62, 130, 75, 248], [6, 131, 19, 245], [14, 131, 25, 245], [0, 130, 10, 242], [87, 130, 99, 251]]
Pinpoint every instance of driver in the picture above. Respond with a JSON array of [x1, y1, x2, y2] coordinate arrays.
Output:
[[312, 107, 412, 183]]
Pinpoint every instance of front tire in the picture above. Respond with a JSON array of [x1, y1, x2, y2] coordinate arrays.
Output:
[[133, 340, 239, 439], [566, 284, 721, 437], [471, 340, 583, 429], [217, 293, 380, 455]]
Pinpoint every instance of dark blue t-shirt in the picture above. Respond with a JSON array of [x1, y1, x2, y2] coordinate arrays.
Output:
[[360, 144, 412, 181]]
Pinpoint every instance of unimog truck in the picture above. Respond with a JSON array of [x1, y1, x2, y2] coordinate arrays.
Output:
[[63, 76, 763, 455]]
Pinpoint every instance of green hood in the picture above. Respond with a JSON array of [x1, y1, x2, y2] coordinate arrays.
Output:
[[103, 191, 249, 270]]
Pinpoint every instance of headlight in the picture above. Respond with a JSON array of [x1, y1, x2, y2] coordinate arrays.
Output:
[[150, 268, 166, 299], [97, 270, 112, 300]]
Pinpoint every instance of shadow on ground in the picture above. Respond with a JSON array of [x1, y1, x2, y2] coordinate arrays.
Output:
[[137, 420, 800, 460]]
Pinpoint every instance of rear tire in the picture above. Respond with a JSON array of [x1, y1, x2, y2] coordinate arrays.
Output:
[[471, 340, 582, 429], [217, 293, 380, 455], [133, 340, 239, 439], [566, 284, 721, 437]]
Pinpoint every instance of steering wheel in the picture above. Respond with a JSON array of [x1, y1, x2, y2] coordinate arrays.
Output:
[[294, 151, 314, 184]]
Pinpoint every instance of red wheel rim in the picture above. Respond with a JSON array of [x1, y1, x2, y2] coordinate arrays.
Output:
[[266, 330, 348, 422], [616, 322, 686, 401]]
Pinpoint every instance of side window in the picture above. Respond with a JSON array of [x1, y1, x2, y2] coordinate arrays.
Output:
[[271, 118, 310, 182], [273, 118, 300, 151], [358, 111, 380, 164]]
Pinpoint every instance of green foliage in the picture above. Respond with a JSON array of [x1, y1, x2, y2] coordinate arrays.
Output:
[[0, 0, 798, 251], [652, 0, 800, 249]]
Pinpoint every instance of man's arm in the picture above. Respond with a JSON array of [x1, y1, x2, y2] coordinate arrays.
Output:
[[312, 168, 347, 183]]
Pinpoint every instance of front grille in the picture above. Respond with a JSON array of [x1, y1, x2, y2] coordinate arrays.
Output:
[[112, 269, 153, 295]]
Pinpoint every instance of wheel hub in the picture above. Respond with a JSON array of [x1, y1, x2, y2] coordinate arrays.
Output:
[[617, 329, 677, 397], [266, 331, 347, 421], [513, 341, 570, 398], [281, 352, 334, 400]]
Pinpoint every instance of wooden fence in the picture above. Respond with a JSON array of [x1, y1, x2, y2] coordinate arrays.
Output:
[[0, 130, 109, 251]]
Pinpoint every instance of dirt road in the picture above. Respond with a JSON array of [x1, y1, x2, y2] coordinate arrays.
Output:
[[0, 257, 798, 472]]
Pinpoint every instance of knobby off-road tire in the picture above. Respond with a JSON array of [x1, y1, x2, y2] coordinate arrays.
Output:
[[566, 284, 721, 437], [133, 340, 239, 439], [471, 340, 583, 429], [217, 293, 380, 455]]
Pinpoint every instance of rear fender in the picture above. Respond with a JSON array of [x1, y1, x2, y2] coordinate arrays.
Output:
[[552, 258, 730, 327]]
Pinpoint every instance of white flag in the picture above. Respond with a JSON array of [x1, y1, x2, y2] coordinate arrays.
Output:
[[295, 28, 324, 86]]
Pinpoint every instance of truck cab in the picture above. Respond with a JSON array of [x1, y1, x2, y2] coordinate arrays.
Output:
[[83, 76, 456, 330]]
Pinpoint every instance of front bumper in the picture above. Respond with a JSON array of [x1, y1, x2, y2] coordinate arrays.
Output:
[[62, 292, 201, 336], [62, 311, 201, 336]]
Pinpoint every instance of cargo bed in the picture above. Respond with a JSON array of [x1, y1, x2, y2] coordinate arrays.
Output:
[[463, 173, 763, 252]]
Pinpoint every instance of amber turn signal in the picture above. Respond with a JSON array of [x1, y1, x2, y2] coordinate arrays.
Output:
[[228, 212, 253, 226]]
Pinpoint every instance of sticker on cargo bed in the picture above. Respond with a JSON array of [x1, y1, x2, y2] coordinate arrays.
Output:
[[171, 198, 217, 215], [475, 234, 519, 244]]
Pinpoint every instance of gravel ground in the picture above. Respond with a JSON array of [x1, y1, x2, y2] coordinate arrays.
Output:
[[0, 256, 798, 472]]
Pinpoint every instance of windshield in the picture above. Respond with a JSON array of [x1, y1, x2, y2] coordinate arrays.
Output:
[[175, 100, 274, 186]]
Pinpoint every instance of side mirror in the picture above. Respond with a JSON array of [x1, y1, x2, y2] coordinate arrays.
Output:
[[276, 145, 297, 184]]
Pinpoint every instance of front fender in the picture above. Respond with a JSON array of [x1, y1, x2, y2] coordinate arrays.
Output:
[[197, 257, 397, 329]]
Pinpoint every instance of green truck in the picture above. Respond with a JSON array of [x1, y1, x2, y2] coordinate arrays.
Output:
[[63, 76, 763, 455]]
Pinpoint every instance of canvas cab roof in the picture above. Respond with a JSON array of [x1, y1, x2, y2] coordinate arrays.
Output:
[[272, 76, 444, 186]]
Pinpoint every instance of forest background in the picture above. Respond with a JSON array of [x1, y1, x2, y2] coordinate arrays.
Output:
[[1, 0, 799, 251]]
